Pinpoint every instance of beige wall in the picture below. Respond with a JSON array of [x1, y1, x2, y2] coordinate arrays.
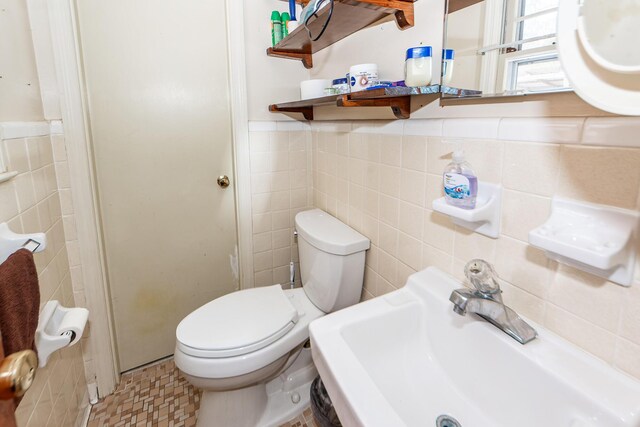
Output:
[[306, 116, 640, 381], [248, 123, 313, 287], [53, 128, 97, 401], [0, 126, 88, 426], [0, 0, 44, 121], [241, 0, 640, 388]]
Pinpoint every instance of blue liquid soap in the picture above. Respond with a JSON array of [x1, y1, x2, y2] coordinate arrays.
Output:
[[443, 149, 478, 209]]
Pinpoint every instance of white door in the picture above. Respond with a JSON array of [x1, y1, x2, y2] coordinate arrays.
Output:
[[75, 0, 238, 371]]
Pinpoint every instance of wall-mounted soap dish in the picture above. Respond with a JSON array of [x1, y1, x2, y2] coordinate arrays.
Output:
[[432, 182, 502, 238], [529, 198, 639, 286]]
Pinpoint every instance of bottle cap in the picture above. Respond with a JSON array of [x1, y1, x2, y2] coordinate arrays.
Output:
[[281, 12, 291, 21], [443, 49, 455, 60], [287, 20, 299, 32], [406, 46, 432, 59], [271, 11, 281, 20], [452, 149, 465, 162]]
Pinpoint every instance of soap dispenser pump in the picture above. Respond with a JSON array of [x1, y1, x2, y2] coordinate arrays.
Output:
[[443, 144, 478, 209]]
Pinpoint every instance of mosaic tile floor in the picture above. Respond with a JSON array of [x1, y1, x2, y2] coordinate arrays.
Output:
[[88, 358, 318, 427], [279, 407, 318, 427]]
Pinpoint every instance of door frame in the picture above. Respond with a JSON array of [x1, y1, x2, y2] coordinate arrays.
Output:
[[33, 0, 252, 396]]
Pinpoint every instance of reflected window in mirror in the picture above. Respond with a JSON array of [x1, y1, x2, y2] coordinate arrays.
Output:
[[444, 0, 571, 97]]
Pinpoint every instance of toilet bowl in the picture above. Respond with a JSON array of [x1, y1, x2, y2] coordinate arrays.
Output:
[[175, 209, 369, 427]]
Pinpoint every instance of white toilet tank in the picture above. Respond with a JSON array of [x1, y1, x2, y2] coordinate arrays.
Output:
[[295, 209, 370, 313]]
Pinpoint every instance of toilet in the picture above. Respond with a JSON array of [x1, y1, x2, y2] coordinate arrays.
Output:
[[174, 208, 370, 427]]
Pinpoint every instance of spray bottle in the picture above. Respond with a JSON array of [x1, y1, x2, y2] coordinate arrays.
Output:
[[271, 11, 283, 46]]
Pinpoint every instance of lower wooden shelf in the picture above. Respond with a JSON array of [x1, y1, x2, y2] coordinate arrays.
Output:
[[268, 95, 336, 120], [268, 85, 441, 120]]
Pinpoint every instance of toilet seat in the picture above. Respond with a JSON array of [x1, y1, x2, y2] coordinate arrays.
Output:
[[175, 288, 324, 380], [176, 285, 299, 358]]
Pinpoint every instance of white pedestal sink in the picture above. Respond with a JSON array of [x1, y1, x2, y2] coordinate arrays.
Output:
[[309, 267, 640, 427]]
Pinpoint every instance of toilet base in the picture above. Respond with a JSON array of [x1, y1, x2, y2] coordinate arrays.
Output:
[[196, 347, 317, 427]]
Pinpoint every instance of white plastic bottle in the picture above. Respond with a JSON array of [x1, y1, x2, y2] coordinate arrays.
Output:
[[443, 149, 478, 209], [404, 46, 432, 87]]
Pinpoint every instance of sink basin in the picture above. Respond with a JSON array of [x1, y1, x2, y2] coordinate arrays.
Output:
[[309, 267, 640, 427]]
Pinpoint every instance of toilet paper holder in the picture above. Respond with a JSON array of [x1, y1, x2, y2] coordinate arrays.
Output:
[[35, 300, 89, 367]]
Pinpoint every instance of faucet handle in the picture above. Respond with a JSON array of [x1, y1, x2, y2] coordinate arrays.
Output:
[[464, 259, 501, 295]]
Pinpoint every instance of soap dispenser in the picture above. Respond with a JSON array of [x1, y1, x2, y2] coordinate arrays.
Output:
[[443, 145, 477, 209]]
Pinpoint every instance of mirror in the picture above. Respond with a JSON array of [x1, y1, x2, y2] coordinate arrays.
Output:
[[442, 0, 572, 98]]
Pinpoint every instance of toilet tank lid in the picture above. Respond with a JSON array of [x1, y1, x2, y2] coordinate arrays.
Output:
[[295, 209, 370, 255]]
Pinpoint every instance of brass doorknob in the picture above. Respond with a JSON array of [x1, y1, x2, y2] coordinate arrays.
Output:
[[0, 350, 37, 400], [217, 175, 230, 188]]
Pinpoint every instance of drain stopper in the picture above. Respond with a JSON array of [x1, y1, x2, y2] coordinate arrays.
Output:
[[436, 414, 462, 427]]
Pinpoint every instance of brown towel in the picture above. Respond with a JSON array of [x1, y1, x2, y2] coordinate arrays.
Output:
[[0, 249, 40, 356]]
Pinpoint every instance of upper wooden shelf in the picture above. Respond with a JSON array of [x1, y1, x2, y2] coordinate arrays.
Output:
[[267, 0, 416, 69]]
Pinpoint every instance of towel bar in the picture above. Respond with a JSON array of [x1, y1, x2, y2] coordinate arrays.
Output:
[[0, 223, 47, 265]]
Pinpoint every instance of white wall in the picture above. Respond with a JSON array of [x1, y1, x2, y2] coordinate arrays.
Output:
[[244, 0, 310, 120], [310, 0, 445, 84], [0, 0, 44, 121]]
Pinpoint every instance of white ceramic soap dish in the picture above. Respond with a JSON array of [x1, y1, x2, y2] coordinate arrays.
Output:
[[529, 198, 639, 287], [432, 182, 502, 238]]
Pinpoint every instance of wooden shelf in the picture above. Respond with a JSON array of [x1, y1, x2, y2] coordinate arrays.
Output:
[[269, 95, 336, 120], [267, 0, 416, 68], [447, 0, 482, 14], [269, 85, 440, 119]]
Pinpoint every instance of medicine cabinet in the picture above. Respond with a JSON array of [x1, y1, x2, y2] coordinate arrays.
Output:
[[443, 0, 573, 99]]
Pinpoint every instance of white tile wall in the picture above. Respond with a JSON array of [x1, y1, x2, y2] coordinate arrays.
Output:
[[305, 117, 640, 382], [582, 117, 640, 148], [0, 125, 88, 427]]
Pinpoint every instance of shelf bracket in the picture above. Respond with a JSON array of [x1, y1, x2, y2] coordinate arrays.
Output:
[[266, 48, 313, 69], [337, 94, 411, 119], [269, 104, 314, 120], [361, 0, 416, 29], [394, 8, 414, 29]]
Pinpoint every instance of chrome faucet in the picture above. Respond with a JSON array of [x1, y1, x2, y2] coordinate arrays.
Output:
[[449, 259, 537, 344]]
